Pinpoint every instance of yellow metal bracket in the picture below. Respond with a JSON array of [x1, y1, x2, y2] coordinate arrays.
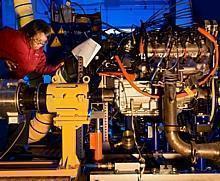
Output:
[[46, 83, 89, 171]]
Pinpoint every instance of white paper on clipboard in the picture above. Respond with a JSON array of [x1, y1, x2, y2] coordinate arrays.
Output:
[[71, 38, 101, 67]]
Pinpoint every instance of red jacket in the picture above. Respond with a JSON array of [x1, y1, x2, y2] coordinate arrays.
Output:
[[0, 27, 57, 79]]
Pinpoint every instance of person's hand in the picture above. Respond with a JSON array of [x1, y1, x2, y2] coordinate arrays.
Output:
[[56, 61, 64, 70], [18, 79, 25, 83], [5, 60, 18, 71]]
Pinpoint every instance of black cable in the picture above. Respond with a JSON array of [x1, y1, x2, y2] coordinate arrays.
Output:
[[146, 8, 192, 27], [147, 0, 190, 23], [0, 121, 27, 160], [70, 1, 86, 14], [145, 0, 192, 29], [102, 21, 130, 34]]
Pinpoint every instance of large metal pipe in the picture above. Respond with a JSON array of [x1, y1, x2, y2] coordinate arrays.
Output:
[[164, 80, 220, 160]]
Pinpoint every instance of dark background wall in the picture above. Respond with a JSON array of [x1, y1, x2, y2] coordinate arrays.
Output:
[[191, 0, 220, 24], [2, 0, 219, 29], [1, 0, 170, 28]]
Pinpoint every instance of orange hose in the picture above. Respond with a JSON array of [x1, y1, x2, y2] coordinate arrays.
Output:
[[197, 27, 219, 86], [114, 55, 159, 99], [176, 89, 197, 98], [114, 55, 199, 99], [114, 27, 219, 99], [98, 71, 136, 81]]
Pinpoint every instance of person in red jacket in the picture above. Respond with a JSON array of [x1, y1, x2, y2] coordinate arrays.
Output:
[[0, 20, 64, 153], [0, 19, 61, 79]]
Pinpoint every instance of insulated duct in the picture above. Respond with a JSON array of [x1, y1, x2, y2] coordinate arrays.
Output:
[[28, 113, 53, 144], [13, 0, 34, 27], [13, 0, 54, 143], [164, 73, 220, 161]]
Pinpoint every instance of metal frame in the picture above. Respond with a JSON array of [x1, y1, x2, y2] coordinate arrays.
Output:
[[90, 173, 220, 181], [0, 169, 77, 177]]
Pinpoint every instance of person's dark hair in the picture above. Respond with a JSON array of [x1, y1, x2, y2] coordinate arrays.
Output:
[[19, 19, 51, 39]]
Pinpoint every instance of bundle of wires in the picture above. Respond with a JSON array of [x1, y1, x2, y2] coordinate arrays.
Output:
[[144, 0, 193, 30]]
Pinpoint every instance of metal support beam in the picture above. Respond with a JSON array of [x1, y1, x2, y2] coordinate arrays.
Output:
[[90, 173, 220, 181]]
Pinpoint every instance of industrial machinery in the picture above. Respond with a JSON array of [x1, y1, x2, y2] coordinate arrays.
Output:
[[2, 0, 220, 181], [84, 20, 220, 180], [0, 79, 89, 178]]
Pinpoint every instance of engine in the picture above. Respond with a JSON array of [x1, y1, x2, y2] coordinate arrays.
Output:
[[83, 21, 220, 178], [1, 2, 220, 180]]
